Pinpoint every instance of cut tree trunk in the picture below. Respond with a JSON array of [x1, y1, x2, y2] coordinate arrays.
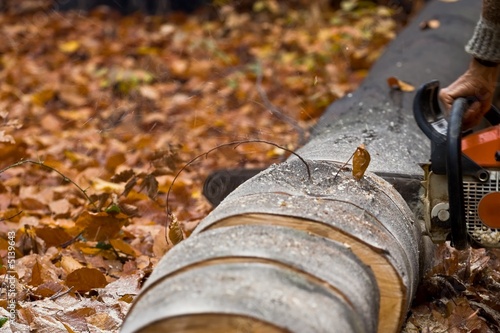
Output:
[[121, 1, 481, 332]]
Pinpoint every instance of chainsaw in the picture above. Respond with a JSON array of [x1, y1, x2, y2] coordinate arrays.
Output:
[[414, 80, 500, 249]]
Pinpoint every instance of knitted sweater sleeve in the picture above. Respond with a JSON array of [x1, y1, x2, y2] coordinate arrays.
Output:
[[466, 0, 500, 62]]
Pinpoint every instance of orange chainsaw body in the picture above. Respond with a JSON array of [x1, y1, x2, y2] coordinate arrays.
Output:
[[462, 125, 500, 230], [462, 125, 500, 168]]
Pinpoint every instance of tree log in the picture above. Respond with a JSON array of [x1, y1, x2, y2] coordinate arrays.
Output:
[[121, 1, 481, 332]]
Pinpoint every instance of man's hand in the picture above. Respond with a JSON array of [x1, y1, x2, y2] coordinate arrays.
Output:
[[439, 58, 499, 128]]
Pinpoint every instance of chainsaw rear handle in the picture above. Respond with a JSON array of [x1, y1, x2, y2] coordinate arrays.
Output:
[[414, 80, 500, 143], [413, 80, 448, 144]]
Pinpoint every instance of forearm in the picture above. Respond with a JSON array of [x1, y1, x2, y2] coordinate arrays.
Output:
[[466, 0, 500, 63]]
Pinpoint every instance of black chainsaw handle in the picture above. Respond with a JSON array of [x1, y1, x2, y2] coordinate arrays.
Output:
[[447, 97, 469, 250], [414, 80, 500, 143], [413, 80, 447, 144]]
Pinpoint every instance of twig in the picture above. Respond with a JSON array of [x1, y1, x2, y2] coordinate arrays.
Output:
[[166, 139, 311, 215], [254, 62, 307, 145], [49, 286, 74, 300], [0, 210, 23, 222], [0, 159, 97, 209], [332, 150, 356, 181]]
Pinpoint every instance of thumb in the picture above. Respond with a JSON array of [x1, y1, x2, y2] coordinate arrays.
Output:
[[439, 88, 455, 114]]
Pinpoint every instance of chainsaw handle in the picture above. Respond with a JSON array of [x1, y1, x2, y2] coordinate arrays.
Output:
[[414, 80, 500, 143], [447, 97, 469, 249], [413, 80, 447, 144]]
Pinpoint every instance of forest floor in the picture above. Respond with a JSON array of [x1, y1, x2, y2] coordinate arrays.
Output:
[[0, 0, 499, 332]]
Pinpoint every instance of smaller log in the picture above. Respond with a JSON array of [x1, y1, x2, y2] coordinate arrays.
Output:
[[122, 225, 379, 333]]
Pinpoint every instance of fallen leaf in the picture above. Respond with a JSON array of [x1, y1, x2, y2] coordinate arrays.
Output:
[[110, 239, 141, 258], [34, 281, 65, 298], [35, 227, 73, 248], [419, 19, 440, 30], [86, 312, 119, 331], [387, 76, 415, 92], [65, 267, 108, 292], [168, 216, 184, 245], [352, 144, 371, 181], [58, 40, 80, 53], [31, 89, 56, 107], [74, 211, 128, 242], [29, 260, 44, 287], [48, 198, 71, 217], [0, 130, 15, 144], [61, 256, 84, 274], [152, 227, 170, 257]]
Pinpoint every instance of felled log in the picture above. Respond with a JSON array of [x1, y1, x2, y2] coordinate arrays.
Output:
[[121, 1, 481, 332]]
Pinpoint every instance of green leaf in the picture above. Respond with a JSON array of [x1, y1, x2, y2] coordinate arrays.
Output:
[[96, 241, 112, 250], [105, 204, 121, 215]]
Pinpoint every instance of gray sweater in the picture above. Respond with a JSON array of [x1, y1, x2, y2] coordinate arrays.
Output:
[[466, 0, 500, 62]]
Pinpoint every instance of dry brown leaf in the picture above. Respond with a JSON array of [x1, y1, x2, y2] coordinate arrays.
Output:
[[153, 226, 171, 257], [387, 76, 415, 92], [74, 211, 128, 242], [419, 19, 440, 30], [35, 227, 73, 248], [111, 169, 136, 183], [34, 281, 65, 298], [48, 198, 71, 217], [86, 312, 119, 331], [55, 307, 97, 332], [31, 88, 56, 107], [352, 144, 371, 181], [0, 130, 15, 144], [29, 260, 44, 287], [168, 216, 184, 245], [61, 256, 84, 275], [65, 267, 108, 292], [105, 152, 126, 173], [110, 239, 141, 258]]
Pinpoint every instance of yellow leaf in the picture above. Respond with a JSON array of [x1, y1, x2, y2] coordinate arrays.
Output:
[[136, 46, 159, 55], [31, 89, 55, 106], [110, 239, 141, 258], [91, 178, 125, 193], [59, 40, 80, 53]]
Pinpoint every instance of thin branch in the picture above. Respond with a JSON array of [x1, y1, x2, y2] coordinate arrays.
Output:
[[0, 210, 23, 222], [254, 62, 307, 145], [332, 150, 356, 182], [48, 286, 74, 301], [166, 139, 311, 215], [0, 160, 97, 209]]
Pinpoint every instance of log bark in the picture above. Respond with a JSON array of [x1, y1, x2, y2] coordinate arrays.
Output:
[[121, 1, 481, 332]]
